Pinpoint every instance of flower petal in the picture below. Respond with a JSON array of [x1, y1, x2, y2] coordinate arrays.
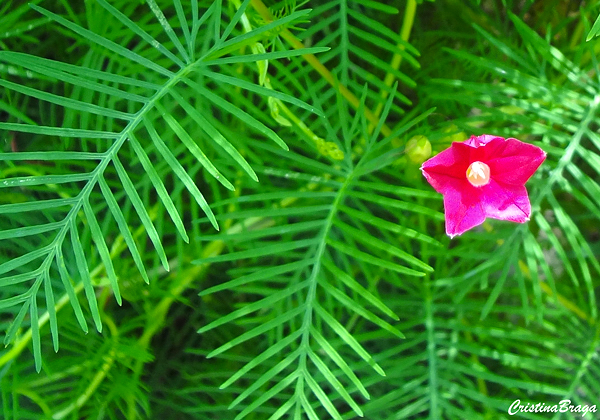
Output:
[[464, 134, 503, 147], [442, 182, 486, 237], [485, 138, 546, 185], [481, 179, 531, 222], [420, 143, 469, 194]]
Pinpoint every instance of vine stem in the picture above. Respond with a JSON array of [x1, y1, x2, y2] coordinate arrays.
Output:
[[373, 0, 417, 121], [228, 0, 343, 160], [249, 0, 394, 137]]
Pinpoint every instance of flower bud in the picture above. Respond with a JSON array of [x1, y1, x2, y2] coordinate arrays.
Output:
[[406, 135, 432, 164]]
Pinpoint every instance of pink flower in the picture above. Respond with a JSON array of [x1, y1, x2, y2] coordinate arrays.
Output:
[[420, 134, 546, 238]]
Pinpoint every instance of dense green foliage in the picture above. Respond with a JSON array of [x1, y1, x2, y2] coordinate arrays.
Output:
[[1, 0, 599, 418]]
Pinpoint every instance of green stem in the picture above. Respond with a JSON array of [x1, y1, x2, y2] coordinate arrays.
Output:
[[249, 0, 394, 137], [52, 315, 119, 419], [424, 279, 438, 419], [372, 0, 417, 121], [418, 195, 439, 419]]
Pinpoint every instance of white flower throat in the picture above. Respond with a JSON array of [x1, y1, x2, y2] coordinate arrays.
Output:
[[466, 161, 491, 187]]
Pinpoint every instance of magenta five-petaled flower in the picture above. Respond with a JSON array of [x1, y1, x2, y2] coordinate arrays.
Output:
[[420, 134, 546, 238]]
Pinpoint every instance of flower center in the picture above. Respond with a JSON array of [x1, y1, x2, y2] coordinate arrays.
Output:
[[466, 161, 490, 187]]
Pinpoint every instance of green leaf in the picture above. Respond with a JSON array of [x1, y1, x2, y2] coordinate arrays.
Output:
[[43, 269, 59, 353], [229, 349, 302, 409], [98, 175, 150, 284], [0, 245, 51, 276], [145, 0, 190, 63], [0, 173, 91, 188], [303, 369, 344, 420], [199, 259, 316, 295], [219, 330, 303, 390], [30, 294, 41, 372], [144, 116, 219, 231], [0, 123, 118, 138], [0, 52, 149, 102], [310, 326, 370, 399], [156, 102, 235, 191], [29, 3, 173, 77], [327, 238, 425, 277], [3, 299, 30, 344], [198, 281, 309, 333], [168, 90, 258, 182], [586, 13, 600, 41], [205, 305, 306, 358], [0, 78, 133, 120], [95, 0, 185, 67], [182, 78, 288, 150], [233, 371, 299, 419], [338, 205, 442, 248], [0, 221, 64, 241], [319, 280, 404, 338], [202, 71, 324, 117], [128, 133, 189, 243], [193, 239, 319, 264], [307, 350, 363, 417], [70, 220, 102, 332], [112, 155, 169, 271], [56, 246, 88, 332], [314, 303, 385, 376], [333, 218, 433, 272]]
